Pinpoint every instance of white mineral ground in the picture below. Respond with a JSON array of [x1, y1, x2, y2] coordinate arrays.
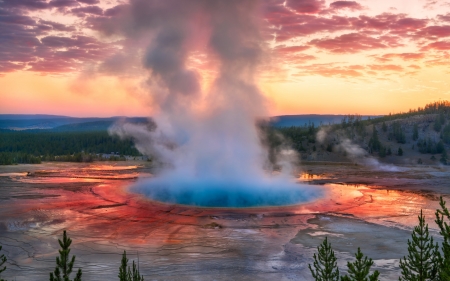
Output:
[[0, 161, 449, 280]]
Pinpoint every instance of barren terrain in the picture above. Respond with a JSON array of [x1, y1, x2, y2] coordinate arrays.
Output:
[[0, 161, 449, 280]]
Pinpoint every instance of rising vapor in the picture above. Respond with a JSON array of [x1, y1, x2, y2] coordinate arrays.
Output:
[[109, 0, 321, 207]]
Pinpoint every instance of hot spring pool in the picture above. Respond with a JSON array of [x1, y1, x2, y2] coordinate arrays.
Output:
[[132, 176, 323, 208]]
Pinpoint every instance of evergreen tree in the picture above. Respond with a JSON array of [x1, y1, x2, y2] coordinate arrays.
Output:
[[398, 147, 403, 156], [0, 245, 6, 281], [441, 149, 448, 165], [369, 126, 381, 153], [434, 117, 442, 132], [382, 122, 387, 133], [119, 251, 128, 281], [128, 260, 144, 281], [50, 230, 82, 281], [119, 251, 144, 281], [341, 248, 380, 281], [309, 237, 340, 281], [435, 197, 450, 279], [440, 112, 446, 124], [379, 146, 387, 158], [399, 210, 439, 281], [413, 124, 419, 141]]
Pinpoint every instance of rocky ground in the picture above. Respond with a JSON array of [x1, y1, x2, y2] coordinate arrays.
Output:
[[0, 161, 449, 280]]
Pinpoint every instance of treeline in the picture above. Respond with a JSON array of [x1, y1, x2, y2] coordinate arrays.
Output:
[[2, 199, 450, 280], [279, 124, 318, 151], [0, 130, 140, 165], [310, 197, 450, 280], [370, 100, 450, 125], [0, 152, 42, 165]]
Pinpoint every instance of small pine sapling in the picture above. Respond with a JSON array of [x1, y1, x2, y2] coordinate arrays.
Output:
[[399, 210, 440, 281], [49, 230, 82, 281], [119, 251, 128, 281], [341, 248, 379, 281], [435, 197, 450, 279], [119, 251, 144, 281], [0, 245, 6, 281], [309, 237, 340, 281]]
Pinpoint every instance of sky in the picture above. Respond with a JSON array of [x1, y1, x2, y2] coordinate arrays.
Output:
[[1, 0, 450, 117]]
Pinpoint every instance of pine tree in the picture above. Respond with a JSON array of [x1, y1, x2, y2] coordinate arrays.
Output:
[[119, 251, 128, 281], [341, 248, 380, 281], [119, 251, 144, 281], [128, 260, 144, 281], [309, 237, 340, 281], [399, 210, 439, 281], [0, 245, 6, 281], [435, 197, 450, 279], [369, 127, 381, 153], [413, 123, 419, 141], [49, 230, 82, 281], [441, 149, 448, 165]]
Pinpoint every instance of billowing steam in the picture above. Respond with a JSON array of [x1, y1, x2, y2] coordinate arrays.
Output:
[[316, 128, 404, 172], [109, 0, 321, 207]]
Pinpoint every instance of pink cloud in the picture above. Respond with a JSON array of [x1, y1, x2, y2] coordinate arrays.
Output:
[[421, 41, 450, 51], [368, 64, 403, 71], [310, 33, 401, 53], [329, 1, 363, 11], [286, 0, 326, 14], [71, 6, 103, 16], [294, 63, 364, 77]]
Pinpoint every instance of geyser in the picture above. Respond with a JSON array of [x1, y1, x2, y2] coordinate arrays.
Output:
[[133, 174, 320, 208], [108, 0, 322, 207]]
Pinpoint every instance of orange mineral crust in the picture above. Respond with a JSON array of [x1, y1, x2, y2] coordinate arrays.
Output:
[[0, 162, 448, 280]]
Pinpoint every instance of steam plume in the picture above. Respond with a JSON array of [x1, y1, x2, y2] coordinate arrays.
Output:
[[316, 127, 404, 172], [109, 0, 321, 207]]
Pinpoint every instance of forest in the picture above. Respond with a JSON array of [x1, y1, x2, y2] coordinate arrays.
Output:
[[0, 130, 141, 165], [1, 101, 449, 165]]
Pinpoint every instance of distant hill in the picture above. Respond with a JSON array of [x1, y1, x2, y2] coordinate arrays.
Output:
[[51, 118, 149, 132], [0, 114, 380, 131], [0, 115, 148, 131], [0, 114, 69, 120], [270, 114, 378, 128]]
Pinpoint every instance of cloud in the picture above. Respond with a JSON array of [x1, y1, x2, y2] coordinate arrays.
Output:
[[421, 41, 450, 51], [310, 33, 401, 53], [374, 52, 425, 62], [417, 25, 450, 39], [294, 63, 364, 77], [438, 13, 450, 22], [329, 1, 363, 11], [273, 15, 352, 41], [49, 0, 79, 8], [39, 19, 76, 31], [274, 45, 310, 53], [71, 6, 103, 16], [0, 3, 115, 74], [77, 0, 99, 4], [368, 64, 403, 71], [0, 0, 49, 10], [286, 0, 326, 14]]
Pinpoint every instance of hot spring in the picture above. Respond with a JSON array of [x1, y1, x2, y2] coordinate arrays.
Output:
[[132, 175, 322, 208]]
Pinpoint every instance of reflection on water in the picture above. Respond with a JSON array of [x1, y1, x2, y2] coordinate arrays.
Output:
[[0, 172, 28, 177], [0, 163, 443, 246], [298, 172, 327, 181]]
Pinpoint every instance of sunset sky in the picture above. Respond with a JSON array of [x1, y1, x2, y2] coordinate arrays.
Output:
[[1, 0, 450, 117]]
